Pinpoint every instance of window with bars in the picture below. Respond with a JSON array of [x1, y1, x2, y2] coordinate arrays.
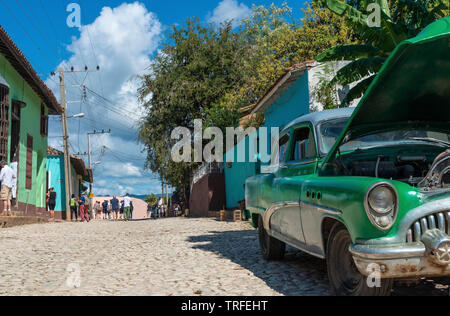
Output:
[[0, 85, 9, 162], [26, 134, 33, 190], [40, 104, 48, 136]]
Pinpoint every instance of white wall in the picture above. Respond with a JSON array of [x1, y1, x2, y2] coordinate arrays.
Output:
[[308, 61, 363, 112]]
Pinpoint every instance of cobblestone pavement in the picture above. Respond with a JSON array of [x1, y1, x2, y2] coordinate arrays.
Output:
[[0, 218, 448, 296]]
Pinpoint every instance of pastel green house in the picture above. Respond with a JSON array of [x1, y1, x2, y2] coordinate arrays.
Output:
[[0, 26, 62, 216]]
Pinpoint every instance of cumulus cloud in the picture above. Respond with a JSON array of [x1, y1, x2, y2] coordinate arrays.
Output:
[[46, 2, 163, 197], [208, 0, 251, 26], [101, 161, 143, 178]]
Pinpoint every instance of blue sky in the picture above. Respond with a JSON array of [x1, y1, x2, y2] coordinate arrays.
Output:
[[0, 0, 308, 197]]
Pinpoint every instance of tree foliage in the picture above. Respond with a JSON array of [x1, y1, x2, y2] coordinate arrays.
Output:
[[220, 1, 358, 112], [138, 1, 361, 191], [145, 194, 157, 205], [317, 0, 448, 105]]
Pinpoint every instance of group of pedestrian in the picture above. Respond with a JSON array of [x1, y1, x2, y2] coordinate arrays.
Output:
[[57, 192, 135, 222], [146, 197, 166, 219], [68, 192, 91, 222], [92, 194, 134, 221]]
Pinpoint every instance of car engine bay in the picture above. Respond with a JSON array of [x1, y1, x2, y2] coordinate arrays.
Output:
[[334, 148, 450, 191]]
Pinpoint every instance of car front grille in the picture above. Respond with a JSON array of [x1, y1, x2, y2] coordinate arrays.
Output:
[[406, 212, 450, 243]]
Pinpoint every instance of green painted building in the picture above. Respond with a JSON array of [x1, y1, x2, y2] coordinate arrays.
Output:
[[0, 26, 62, 217]]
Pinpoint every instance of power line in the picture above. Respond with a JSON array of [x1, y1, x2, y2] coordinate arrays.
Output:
[[14, 0, 62, 62], [85, 87, 142, 121], [0, 0, 56, 69]]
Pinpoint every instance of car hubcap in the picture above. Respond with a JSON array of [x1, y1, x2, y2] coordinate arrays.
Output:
[[335, 231, 364, 294]]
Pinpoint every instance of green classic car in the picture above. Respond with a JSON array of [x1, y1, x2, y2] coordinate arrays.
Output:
[[246, 17, 450, 296]]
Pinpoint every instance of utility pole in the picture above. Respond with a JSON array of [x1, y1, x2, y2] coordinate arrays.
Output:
[[87, 129, 111, 193], [59, 68, 72, 220], [54, 65, 100, 220]]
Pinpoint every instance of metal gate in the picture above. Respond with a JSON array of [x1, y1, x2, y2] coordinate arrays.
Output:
[[0, 84, 9, 162]]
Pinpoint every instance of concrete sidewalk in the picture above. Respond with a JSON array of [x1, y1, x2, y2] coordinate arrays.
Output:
[[0, 216, 49, 228]]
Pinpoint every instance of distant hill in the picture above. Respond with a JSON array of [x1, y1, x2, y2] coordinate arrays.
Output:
[[131, 194, 172, 201]]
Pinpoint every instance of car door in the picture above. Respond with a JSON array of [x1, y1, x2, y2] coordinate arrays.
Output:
[[271, 124, 318, 245]]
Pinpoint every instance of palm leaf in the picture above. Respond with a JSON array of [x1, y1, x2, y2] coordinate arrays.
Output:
[[330, 57, 386, 86], [317, 44, 381, 62], [342, 74, 377, 105]]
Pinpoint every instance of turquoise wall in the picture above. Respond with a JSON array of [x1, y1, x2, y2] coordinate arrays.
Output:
[[46, 156, 65, 212], [224, 71, 310, 209], [264, 71, 310, 129], [46, 156, 78, 213], [224, 133, 260, 209]]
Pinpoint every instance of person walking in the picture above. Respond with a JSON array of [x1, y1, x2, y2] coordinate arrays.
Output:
[[119, 200, 124, 220], [147, 203, 153, 219], [130, 200, 134, 220], [110, 196, 120, 221], [0, 160, 16, 216], [70, 194, 78, 221], [79, 193, 89, 223], [46, 188, 57, 219], [123, 194, 132, 221], [157, 197, 164, 218], [102, 200, 109, 220], [93, 201, 101, 220]]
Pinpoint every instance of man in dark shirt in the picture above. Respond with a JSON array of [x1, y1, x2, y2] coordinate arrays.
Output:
[[110, 195, 120, 221]]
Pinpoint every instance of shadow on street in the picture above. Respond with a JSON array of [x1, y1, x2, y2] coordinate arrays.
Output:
[[187, 226, 450, 296]]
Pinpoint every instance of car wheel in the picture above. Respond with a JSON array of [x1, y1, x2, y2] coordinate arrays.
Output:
[[326, 223, 393, 296], [258, 215, 286, 261]]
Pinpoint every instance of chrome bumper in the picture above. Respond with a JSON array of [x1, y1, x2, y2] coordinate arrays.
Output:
[[350, 229, 450, 279]]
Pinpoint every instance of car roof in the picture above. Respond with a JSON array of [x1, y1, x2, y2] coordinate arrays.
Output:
[[281, 107, 355, 133]]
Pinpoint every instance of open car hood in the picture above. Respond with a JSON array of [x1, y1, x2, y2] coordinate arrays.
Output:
[[324, 17, 450, 165]]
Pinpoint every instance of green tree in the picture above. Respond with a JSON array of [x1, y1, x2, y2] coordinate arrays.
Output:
[[138, 18, 252, 191], [219, 0, 358, 115], [145, 194, 158, 205], [317, 0, 448, 105]]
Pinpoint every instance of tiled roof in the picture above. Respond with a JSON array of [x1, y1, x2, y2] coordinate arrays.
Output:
[[47, 147, 93, 183], [0, 25, 62, 114]]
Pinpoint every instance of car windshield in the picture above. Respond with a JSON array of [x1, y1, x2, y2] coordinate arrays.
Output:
[[318, 118, 450, 155]]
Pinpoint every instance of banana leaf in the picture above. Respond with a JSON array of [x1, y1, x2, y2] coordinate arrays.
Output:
[[341, 74, 376, 105], [330, 57, 386, 86], [317, 44, 381, 62]]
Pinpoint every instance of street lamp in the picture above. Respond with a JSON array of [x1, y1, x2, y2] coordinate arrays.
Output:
[[67, 113, 85, 119]]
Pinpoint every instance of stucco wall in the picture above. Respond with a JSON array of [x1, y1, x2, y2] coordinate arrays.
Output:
[[0, 54, 49, 210], [264, 72, 310, 130], [224, 132, 260, 209], [190, 173, 226, 217], [46, 155, 79, 212]]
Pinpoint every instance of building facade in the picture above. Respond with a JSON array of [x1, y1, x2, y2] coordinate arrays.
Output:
[[224, 61, 362, 210], [47, 147, 92, 219], [0, 26, 62, 217]]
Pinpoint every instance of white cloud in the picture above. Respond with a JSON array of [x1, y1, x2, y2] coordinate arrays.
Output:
[[101, 161, 143, 178], [46, 2, 163, 196], [208, 0, 251, 26]]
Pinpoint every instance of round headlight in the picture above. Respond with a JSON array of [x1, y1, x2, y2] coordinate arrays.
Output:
[[365, 183, 398, 231], [368, 185, 395, 215]]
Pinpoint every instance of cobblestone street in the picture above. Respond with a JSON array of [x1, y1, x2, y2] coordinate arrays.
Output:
[[0, 218, 448, 296]]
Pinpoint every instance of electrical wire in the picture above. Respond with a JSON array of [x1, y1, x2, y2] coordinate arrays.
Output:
[[0, 0, 56, 69]]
